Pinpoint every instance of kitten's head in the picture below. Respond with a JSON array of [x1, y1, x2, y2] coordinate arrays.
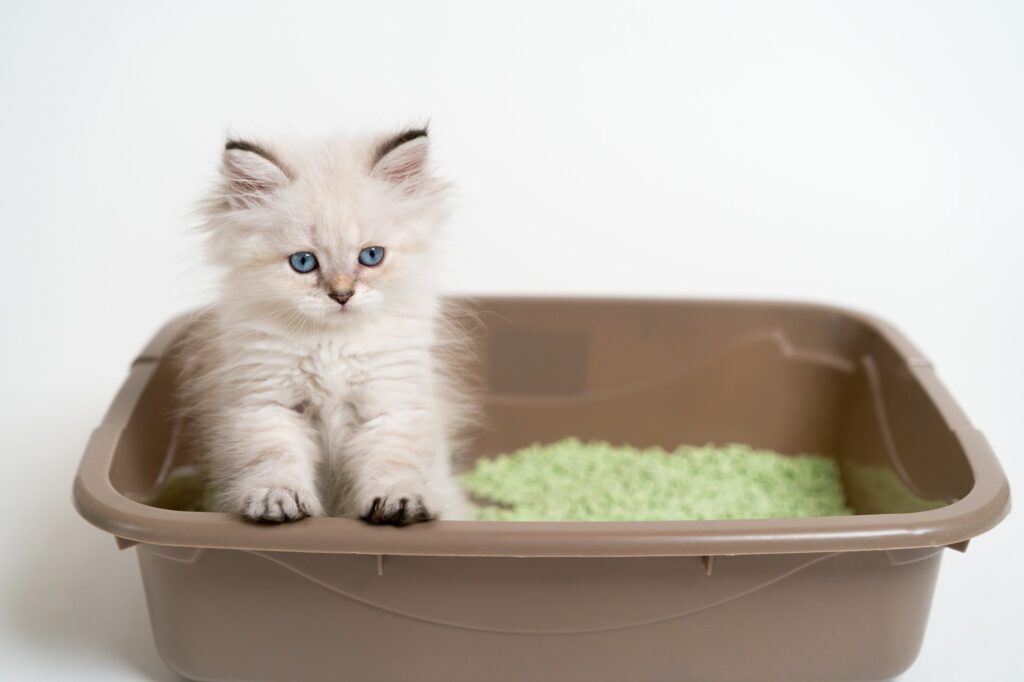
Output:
[[202, 128, 452, 333]]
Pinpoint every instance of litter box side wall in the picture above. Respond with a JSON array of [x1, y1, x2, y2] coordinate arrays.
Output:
[[136, 543, 943, 682], [466, 297, 858, 460], [826, 303, 1011, 533]]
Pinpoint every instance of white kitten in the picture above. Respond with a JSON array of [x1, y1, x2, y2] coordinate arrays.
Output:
[[178, 128, 470, 525]]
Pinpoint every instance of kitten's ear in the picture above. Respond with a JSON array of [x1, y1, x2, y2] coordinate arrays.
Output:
[[371, 128, 430, 189], [221, 139, 290, 208]]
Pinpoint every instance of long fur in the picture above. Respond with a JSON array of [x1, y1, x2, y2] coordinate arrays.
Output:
[[177, 129, 472, 524]]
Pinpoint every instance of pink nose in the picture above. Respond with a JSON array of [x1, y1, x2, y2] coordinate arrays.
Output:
[[329, 289, 354, 306]]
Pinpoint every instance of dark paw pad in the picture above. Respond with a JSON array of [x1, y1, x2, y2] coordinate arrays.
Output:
[[360, 496, 435, 526]]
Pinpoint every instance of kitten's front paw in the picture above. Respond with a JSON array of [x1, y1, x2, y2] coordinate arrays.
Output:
[[241, 486, 323, 523], [359, 489, 436, 526]]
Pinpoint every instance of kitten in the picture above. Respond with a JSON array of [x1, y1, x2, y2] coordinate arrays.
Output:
[[178, 128, 470, 525]]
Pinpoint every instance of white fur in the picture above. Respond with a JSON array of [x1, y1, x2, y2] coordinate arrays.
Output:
[[179, 130, 469, 524]]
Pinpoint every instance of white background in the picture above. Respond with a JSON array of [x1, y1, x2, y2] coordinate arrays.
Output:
[[1, 1, 1021, 680]]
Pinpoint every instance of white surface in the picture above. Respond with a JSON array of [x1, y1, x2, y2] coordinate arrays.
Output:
[[1, 1, 1021, 680]]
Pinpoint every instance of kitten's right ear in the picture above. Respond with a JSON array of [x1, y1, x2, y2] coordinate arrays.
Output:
[[221, 139, 291, 208]]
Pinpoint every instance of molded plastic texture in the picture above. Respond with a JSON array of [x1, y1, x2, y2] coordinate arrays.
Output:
[[73, 297, 1010, 682]]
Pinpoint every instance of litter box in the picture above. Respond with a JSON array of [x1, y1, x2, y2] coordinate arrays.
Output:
[[73, 297, 1011, 682]]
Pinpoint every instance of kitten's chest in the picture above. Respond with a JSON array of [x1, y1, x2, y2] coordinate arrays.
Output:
[[294, 340, 364, 403]]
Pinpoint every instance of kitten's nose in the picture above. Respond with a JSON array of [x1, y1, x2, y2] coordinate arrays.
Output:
[[329, 289, 355, 306]]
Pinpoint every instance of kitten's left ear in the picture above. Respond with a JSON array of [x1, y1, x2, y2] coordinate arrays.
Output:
[[371, 128, 430, 189]]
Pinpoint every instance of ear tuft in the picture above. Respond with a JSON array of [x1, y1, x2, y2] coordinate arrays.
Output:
[[221, 139, 291, 208], [371, 128, 430, 188]]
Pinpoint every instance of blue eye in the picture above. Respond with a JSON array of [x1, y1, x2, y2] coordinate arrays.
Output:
[[288, 251, 318, 273], [358, 246, 386, 267]]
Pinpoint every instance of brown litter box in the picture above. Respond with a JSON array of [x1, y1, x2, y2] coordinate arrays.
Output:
[[73, 297, 1010, 682]]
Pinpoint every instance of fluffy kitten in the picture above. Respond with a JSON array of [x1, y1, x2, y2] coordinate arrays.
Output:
[[179, 128, 469, 525]]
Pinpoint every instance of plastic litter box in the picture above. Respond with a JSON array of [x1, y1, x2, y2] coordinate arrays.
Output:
[[73, 297, 1011, 682]]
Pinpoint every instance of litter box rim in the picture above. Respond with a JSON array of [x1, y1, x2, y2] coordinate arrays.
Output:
[[73, 297, 1011, 557]]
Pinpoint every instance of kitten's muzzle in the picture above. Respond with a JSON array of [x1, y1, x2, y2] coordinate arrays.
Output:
[[328, 289, 355, 306]]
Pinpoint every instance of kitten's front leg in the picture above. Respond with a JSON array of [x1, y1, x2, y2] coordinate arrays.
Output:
[[341, 373, 445, 526], [207, 402, 324, 522], [346, 422, 440, 526]]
